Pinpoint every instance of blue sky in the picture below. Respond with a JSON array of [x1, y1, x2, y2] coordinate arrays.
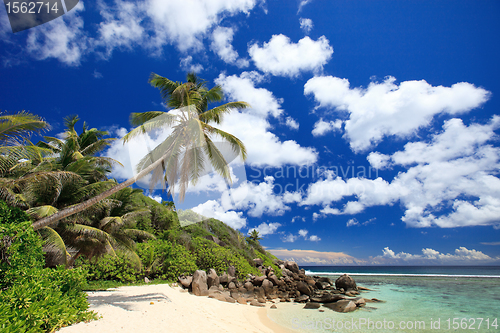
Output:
[[1, 0, 500, 265]]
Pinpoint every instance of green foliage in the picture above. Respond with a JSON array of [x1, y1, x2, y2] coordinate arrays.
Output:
[[191, 237, 258, 279], [133, 196, 179, 235], [77, 253, 140, 283], [136, 239, 197, 281], [0, 201, 96, 332]]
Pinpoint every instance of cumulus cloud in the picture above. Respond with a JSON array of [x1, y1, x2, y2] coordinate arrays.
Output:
[[144, 0, 257, 52], [269, 248, 365, 265], [373, 246, 498, 264], [248, 34, 333, 77], [215, 72, 318, 166], [304, 76, 491, 151], [191, 200, 246, 229], [149, 195, 162, 203], [180, 56, 204, 73], [219, 176, 298, 217], [282, 233, 298, 243], [210, 27, 249, 67], [20, 0, 260, 64], [303, 117, 500, 229], [285, 117, 300, 130], [299, 18, 313, 33], [96, 0, 145, 58], [249, 222, 281, 236], [312, 118, 342, 136], [26, 2, 89, 65]]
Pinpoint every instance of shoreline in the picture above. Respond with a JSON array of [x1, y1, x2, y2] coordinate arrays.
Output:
[[58, 284, 294, 333]]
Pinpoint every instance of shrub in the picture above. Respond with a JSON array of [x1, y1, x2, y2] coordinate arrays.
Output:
[[191, 237, 259, 279], [136, 239, 197, 281], [0, 201, 97, 332], [78, 253, 140, 283]]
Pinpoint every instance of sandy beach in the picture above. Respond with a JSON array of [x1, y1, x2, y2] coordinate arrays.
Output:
[[58, 284, 293, 333]]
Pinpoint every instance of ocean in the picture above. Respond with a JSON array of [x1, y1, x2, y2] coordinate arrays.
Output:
[[267, 266, 500, 333]]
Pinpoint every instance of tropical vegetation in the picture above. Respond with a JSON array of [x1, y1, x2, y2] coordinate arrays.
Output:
[[0, 73, 281, 332]]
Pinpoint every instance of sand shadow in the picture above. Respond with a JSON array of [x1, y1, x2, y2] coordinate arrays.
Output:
[[87, 291, 171, 311]]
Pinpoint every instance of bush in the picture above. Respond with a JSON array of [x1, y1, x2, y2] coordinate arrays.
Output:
[[136, 239, 197, 281], [0, 201, 96, 332], [78, 253, 140, 283], [191, 237, 259, 279]]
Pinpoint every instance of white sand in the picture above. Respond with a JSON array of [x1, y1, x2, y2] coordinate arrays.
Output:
[[58, 284, 292, 333]]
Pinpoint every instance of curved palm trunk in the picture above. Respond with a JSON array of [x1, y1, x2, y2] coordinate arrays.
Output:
[[32, 148, 172, 230]]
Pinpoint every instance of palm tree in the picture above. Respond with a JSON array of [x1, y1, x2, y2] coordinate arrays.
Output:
[[0, 111, 50, 206], [0, 111, 50, 174], [32, 72, 249, 230], [35, 115, 120, 183], [248, 229, 262, 242]]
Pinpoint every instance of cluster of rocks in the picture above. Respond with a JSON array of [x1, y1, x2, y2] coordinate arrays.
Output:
[[178, 260, 382, 313]]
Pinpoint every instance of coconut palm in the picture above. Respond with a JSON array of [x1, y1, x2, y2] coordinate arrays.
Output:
[[0, 111, 50, 175], [0, 111, 50, 205], [32, 72, 249, 231], [35, 115, 120, 183], [248, 229, 262, 242]]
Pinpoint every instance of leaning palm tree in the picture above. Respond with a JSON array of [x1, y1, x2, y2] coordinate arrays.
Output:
[[32, 72, 249, 230]]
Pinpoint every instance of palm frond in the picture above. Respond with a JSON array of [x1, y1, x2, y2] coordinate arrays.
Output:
[[0, 111, 50, 146], [129, 111, 165, 126], [27, 205, 58, 219], [199, 101, 250, 124], [38, 226, 69, 266]]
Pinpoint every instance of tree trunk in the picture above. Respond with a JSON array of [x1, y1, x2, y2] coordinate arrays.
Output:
[[32, 149, 171, 230]]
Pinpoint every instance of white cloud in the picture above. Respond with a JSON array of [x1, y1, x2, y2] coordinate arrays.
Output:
[[302, 117, 500, 229], [374, 246, 498, 264], [96, 0, 145, 58], [298, 229, 308, 237], [26, 2, 89, 65], [346, 217, 375, 227], [93, 70, 103, 79], [220, 176, 298, 217], [367, 152, 390, 169], [145, 0, 257, 52], [215, 72, 318, 166], [308, 235, 321, 242], [304, 76, 491, 152], [282, 233, 298, 243], [249, 222, 281, 236], [180, 56, 204, 73], [346, 218, 359, 227], [210, 27, 249, 67], [297, 0, 313, 13], [192, 200, 246, 229], [311, 118, 342, 136], [285, 117, 299, 130], [248, 34, 333, 78], [149, 195, 162, 203], [291, 216, 305, 223], [299, 18, 313, 34], [282, 229, 322, 242]]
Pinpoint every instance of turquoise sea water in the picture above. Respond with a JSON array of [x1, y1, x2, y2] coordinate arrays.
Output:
[[267, 266, 500, 333]]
